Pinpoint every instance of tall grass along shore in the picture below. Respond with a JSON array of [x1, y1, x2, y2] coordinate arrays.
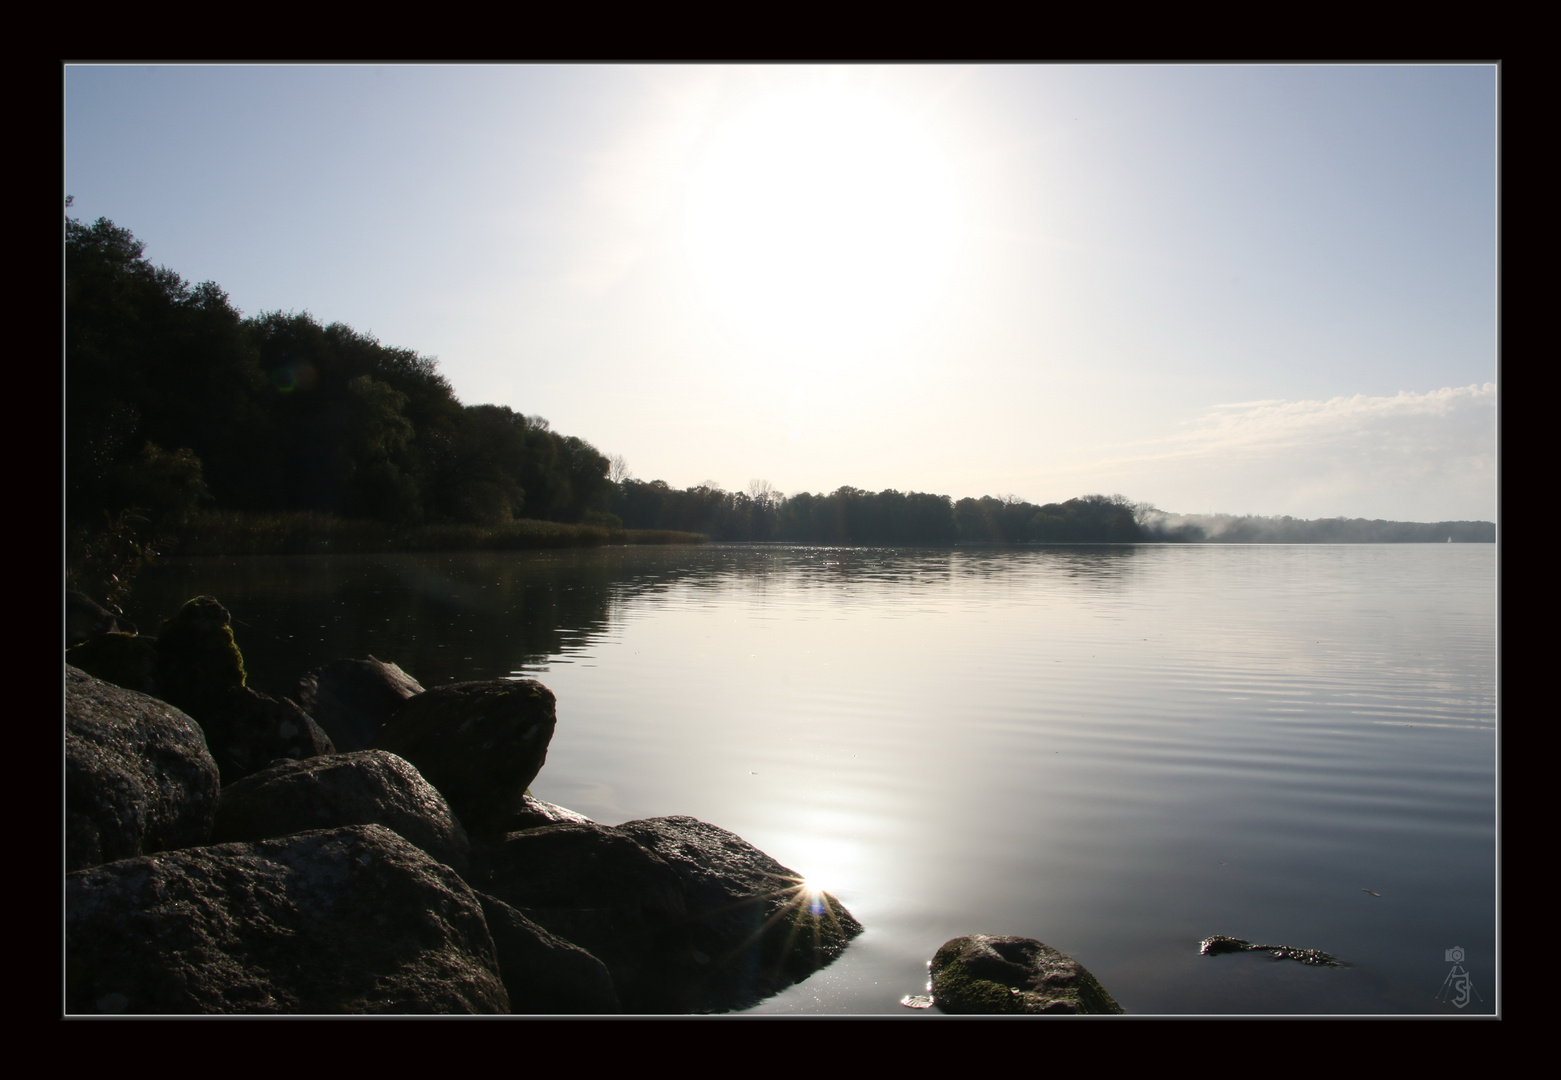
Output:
[[167, 511, 706, 557]]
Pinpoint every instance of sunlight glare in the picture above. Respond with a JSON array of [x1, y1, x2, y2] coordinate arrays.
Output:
[[682, 79, 963, 362], [798, 877, 830, 917]]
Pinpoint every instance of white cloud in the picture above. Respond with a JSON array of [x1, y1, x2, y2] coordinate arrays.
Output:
[[1061, 384, 1496, 520], [1183, 384, 1495, 457]]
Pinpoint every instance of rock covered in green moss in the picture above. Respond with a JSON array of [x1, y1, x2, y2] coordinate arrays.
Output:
[[155, 595, 246, 710], [930, 934, 1123, 1014]]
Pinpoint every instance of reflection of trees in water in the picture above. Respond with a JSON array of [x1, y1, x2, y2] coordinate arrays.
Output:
[[129, 545, 1147, 696], [969, 545, 1142, 591]]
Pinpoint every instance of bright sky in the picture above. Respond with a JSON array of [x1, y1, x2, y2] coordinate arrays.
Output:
[[63, 64, 1497, 521]]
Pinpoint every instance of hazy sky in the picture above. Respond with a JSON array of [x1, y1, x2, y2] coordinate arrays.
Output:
[[64, 64, 1497, 521]]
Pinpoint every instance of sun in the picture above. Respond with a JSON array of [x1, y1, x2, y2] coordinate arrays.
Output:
[[681, 75, 964, 363]]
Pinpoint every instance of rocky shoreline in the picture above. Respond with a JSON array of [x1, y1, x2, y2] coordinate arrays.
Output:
[[68, 591, 1158, 1016], [66, 595, 861, 1014]]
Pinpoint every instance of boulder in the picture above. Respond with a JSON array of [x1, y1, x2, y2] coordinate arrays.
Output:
[[214, 750, 470, 873], [495, 792, 596, 831], [67, 590, 130, 646], [66, 824, 509, 1014], [472, 816, 864, 1013], [66, 666, 219, 872], [66, 631, 159, 696], [193, 686, 336, 785], [296, 657, 425, 752], [618, 815, 863, 1011], [374, 680, 556, 836], [472, 821, 689, 1011], [930, 934, 1123, 1014], [473, 890, 620, 1013]]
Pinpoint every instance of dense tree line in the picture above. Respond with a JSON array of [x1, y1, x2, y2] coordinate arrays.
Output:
[[607, 484, 1144, 544], [67, 214, 1493, 561], [607, 482, 1494, 545], [66, 216, 613, 537]]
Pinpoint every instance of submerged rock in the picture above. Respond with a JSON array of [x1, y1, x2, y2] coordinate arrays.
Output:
[[66, 824, 508, 1014], [66, 666, 219, 872], [1199, 934, 1341, 967], [930, 934, 1124, 1014]]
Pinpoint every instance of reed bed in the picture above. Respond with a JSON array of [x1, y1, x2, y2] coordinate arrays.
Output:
[[169, 512, 705, 556]]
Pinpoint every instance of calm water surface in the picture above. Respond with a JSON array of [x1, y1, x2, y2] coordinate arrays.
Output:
[[130, 544, 1497, 1015]]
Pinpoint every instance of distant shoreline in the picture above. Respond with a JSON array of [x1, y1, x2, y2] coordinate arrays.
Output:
[[157, 511, 1493, 559]]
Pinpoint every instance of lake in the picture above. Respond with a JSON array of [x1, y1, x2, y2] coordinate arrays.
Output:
[[127, 542, 1497, 1015]]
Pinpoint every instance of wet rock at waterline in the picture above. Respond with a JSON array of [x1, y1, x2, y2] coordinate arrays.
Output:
[[498, 791, 597, 831], [474, 890, 621, 1013], [296, 656, 425, 752], [1199, 934, 1341, 967], [930, 934, 1124, 1014], [471, 817, 863, 1013], [66, 825, 509, 1014], [473, 821, 689, 1011], [619, 816, 864, 1011], [66, 666, 220, 872], [374, 679, 556, 836], [214, 750, 470, 874]]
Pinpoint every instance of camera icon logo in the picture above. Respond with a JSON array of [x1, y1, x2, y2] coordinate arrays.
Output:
[[1445, 946, 1465, 963]]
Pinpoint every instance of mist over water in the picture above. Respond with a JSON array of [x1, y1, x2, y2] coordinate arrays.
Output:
[[131, 544, 1496, 1014]]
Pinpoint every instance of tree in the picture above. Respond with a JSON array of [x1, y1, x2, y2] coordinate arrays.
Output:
[[67, 216, 263, 521], [747, 478, 781, 507]]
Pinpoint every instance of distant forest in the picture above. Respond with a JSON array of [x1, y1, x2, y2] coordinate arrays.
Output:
[[65, 214, 1494, 558]]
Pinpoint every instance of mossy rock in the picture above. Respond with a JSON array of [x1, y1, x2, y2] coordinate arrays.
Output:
[[930, 934, 1123, 1015], [155, 596, 246, 709]]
